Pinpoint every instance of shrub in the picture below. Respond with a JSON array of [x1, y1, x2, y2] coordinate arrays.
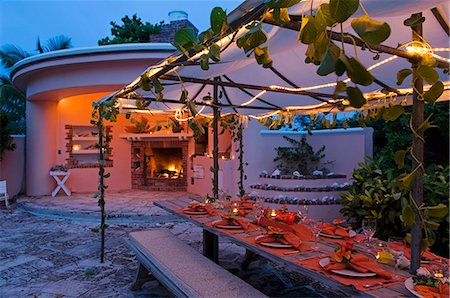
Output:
[[0, 110, 16, 160], [274, 136, 330, 175], [341, 157, 449, 256]]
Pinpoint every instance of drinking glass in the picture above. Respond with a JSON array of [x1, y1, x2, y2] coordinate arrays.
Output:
[[297, 204, 309, 223], [362, 219, 377, 248], [308, 219, 323, 242], [388, 237, 406, 270]]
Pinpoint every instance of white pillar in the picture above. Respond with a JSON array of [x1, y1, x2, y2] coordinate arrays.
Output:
[[26, 100, 58, 195]]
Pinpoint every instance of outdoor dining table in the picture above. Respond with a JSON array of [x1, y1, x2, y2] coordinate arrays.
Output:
[[155, 198, 415, 297]]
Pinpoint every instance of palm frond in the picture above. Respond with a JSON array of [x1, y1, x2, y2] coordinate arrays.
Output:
[[0, 75, 26, 120], [0, 44, 31, 69], [45, 35, 73, 52], [36, 36, 45, 53]]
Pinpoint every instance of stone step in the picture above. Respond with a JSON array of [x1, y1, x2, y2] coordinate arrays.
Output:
[[258, 176, 349, 188]]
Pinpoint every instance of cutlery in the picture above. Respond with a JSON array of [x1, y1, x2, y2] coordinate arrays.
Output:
[[363, 281, 394, 288]]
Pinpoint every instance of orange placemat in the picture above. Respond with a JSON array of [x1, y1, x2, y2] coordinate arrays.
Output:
[[295, 257, 406, 291]]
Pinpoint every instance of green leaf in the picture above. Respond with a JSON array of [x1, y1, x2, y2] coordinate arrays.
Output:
[[329, 0, 359, 23], [208, 43, 221, 62], [298, 15, 318, 44], [180, 89, 188, 103], [422, 203, 449, 218], [210, 7, 228, 35], [402, 203, 415, 227], [416, 65, 439, 85], [317, 3, 336, 27], [200, 54, 209, 70], [237, 24, 267, 53], [152, 78, 164, 93], [172, 28, 197, 51], [103, 173, 111, 178], [396, 170, 418, 190], [382, 105, 405, 121], [305, 31, 329, 65], [423, 81, 444, 103], [188, 100, 197, 116], [273, 7, 291, 24], [125, 113, 131, 119], [394, 150, 407, 169], [198, 30, 213, 43], [351, 16, 391, 45], [346, 86, 366, 108], [333, 81, 347, 97], [396, 69, 412, 85], [317, 44, 340, 76], [424, 220, 440, 230], [417, 114, 438, 135], [347, 57, 374, 86], [254, 47, 272, 68]]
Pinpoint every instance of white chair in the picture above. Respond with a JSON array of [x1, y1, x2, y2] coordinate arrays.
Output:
[[0, 180, 9, 207]]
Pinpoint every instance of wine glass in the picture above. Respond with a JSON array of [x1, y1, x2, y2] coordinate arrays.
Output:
[[362, 219, 377, 248], [297, 204, 309, 223], [308, 219, 323, 242], [388, 237, 406, 270]]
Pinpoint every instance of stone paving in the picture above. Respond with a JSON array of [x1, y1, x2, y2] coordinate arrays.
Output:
[[1, 191, 340, 298]]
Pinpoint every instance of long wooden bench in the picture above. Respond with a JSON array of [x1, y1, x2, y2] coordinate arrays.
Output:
[[126, 229, 267, 298]]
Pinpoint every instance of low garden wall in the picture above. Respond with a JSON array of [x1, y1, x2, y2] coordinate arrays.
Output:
[[0, 135, 26, 198]]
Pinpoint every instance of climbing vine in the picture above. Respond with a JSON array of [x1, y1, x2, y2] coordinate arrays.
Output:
[[91, 97, 118, 263], [220, 114, 248, 198]]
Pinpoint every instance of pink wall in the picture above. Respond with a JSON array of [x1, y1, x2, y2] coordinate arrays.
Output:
[[27, 100, 58, 195], [242, 120, 373, 191], [0, 135, 26, 197]]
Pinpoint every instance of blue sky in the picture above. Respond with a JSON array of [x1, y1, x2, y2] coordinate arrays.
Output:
[[0, 0, 241, 73]]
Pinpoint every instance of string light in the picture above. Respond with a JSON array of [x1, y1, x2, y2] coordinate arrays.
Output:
[[241, 90, 267, 106]]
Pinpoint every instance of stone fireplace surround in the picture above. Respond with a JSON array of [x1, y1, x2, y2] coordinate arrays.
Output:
[[131, 139, 188, 191]]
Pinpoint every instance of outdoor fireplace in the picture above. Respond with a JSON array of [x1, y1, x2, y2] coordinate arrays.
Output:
[[131, 139, 188, 191], [145, 148, 183, 179]]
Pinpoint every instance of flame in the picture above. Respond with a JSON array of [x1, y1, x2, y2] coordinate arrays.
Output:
[[168, 164, 176, 172]]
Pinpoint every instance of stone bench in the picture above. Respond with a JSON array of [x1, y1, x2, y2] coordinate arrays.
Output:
[[125, 229, 267, 297]]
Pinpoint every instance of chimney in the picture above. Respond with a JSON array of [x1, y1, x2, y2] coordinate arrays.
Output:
[[168, 11, 188, 23]]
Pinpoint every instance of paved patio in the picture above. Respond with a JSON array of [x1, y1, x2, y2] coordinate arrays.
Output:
[[15, 190, 202, 223], [1, 190, 338, 297]]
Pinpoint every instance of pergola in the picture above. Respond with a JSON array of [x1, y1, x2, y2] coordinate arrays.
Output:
[[96, 0, 449, 269]]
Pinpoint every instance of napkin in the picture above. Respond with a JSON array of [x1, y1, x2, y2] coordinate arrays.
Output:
[[404, 247, 442, 261], [255, 231, 302, 249], [257, 218, 313, 241], [324, 254, 394, 279], [320, 222, 351, 237]]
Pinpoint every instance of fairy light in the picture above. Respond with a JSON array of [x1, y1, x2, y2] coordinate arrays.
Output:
[[241, 90, 267, 106]]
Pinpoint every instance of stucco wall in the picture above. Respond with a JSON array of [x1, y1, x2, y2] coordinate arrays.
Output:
[[242, 120, 373, 191], [0, 135, 26, 198]]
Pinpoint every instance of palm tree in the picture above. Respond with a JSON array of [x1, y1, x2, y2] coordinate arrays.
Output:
[[0, 35, 72, 134]]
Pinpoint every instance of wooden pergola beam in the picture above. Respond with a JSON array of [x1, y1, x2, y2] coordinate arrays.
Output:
[[160, 74, 339, 99], [431, 7, 450, 36], [263, 15, 450, 71]]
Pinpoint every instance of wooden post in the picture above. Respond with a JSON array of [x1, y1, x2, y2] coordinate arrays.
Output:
[[212, 77, 220, 202], [410, 12, 424, 274]]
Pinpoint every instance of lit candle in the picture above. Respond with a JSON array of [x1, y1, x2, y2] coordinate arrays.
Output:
[[221, 156, 225, 160], [271, 209, 277, 218], [232, 208, 238, 215]]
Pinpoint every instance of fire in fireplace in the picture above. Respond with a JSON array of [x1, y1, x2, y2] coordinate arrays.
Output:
[[145, 147, 183, 179]]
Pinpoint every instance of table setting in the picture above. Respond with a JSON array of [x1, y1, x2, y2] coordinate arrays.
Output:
[[173, 198, 449, 295]]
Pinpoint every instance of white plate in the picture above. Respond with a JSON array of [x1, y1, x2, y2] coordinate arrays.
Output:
[[404, 277, 424, 298], [319, 257, 377, 277], [255, 235, 292, 248], [183, 210, 208, 215], [319, 229, 357, 239], [212, 220, 243, 229]]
